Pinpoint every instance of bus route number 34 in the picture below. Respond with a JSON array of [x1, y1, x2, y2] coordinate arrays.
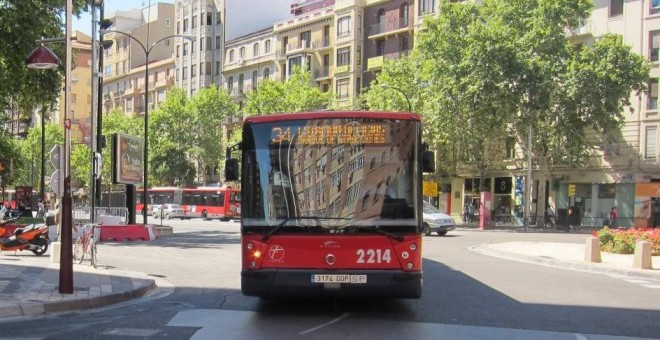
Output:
[[356, 249, 392, 264]]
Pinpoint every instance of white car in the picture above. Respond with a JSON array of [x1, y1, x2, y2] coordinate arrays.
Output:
[[152, 204, 188, 220], [422, 202, 455, 236]]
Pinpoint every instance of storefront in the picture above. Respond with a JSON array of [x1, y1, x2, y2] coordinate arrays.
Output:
[[556, 183, 635, 228], [634, 183, 660, 228]]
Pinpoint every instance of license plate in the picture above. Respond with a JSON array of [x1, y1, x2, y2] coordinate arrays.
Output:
[[311, 274, 367, 284]]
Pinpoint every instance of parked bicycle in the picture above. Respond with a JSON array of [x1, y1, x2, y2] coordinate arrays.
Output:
[[73, 223, 99, 268]]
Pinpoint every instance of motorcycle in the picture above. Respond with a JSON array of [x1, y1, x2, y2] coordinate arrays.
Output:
[[0, 207, 49, 256]]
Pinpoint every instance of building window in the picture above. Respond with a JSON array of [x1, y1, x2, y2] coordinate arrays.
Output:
[[166, 19, 171, 27], [376, 39, 385, 56], [229, 50, 234, 62], [253, 43, 259, 56], [252, 70, 258, 86], [207, 13, 212, 25], [610, 0, 623, 17], [337, 16, 351, 37], [356, 46, 361, 65], [215, 36, 221, 50], [215, 61, 220, 75], [228, 76, 234, 92], [418, 0, 435, 16], [264, 68, 270, 79], [239, 47, 245, 58], [183, 43, 188, 56], [177, 22, 180, 34], [646, 126, 657, 159], [192, 64, 197, 77], [400, 3, 409, 27], [505, 137, 516, 159], [105, 65, 111, 76], [183, 19, 188, 32], [206, 37, 211, 51], [649, 79, 658, 110], [238, 74, 244, 93], [300, 31, 311, 47], [265, 40, 271, 53], [652, 0, 660, 15], [337, 47, 350, 66], [182, 66, 188, 80], [651, 31, 660, 62], [336, 78, 349, 99], [192, 16, 197, 29]]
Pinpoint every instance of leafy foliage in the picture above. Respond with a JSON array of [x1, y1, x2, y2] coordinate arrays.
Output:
[[244, 66, 330, 115]]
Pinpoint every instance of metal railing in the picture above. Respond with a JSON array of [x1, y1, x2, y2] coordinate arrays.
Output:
[[72, 207, 130, 225]]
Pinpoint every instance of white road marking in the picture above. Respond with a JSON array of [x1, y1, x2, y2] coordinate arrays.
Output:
[[166, 309, 650, 340], [299, 312, 350, 335], [624, 279, 651, 284], [640, 284, 660, 289]]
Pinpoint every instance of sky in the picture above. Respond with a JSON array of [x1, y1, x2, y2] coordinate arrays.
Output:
[[73, 0, 174, 36]]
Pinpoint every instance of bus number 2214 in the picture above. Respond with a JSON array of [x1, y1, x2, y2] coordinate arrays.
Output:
[[356, 249, 392, 264]]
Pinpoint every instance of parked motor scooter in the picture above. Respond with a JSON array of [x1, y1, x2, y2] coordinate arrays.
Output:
[[0, 208, 49, 255]]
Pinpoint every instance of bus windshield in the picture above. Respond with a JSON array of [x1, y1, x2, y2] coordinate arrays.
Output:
[[241, 117, 421, 233]]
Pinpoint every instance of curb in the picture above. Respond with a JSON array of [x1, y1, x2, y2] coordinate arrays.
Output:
[[469, 244, 660, 280], [0, 278, 156, 318]]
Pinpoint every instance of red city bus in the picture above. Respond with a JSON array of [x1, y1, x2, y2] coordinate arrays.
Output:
[[136, 187, 241, 220], [225, 111, 434, 298], [182, 187, 241, 220]]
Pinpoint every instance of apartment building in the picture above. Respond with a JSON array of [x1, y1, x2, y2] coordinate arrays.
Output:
[[363, 0, 415, 87], [102, 3, 175, 116], [223, 28, 277, 109], [174, 0, 290, 96]]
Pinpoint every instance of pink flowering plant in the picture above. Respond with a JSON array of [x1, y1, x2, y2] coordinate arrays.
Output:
[[593, 227, 660, 255]]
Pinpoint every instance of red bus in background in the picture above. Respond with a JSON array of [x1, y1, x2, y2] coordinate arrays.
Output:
[[137, 187, 241, 221], [225, 111, 435, 299]]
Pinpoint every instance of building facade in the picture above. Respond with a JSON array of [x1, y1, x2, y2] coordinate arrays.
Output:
[[102, 2, 176, 116]]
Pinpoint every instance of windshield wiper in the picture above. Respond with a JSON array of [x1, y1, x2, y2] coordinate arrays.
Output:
[[334, 225, 405, 242], [262, 217, 350, 241]]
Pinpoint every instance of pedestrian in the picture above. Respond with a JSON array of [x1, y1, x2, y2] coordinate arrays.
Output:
[[37, 199, 45, 219], [609, 206, 618, 228], [468, 202, 476, 224], [545, 206, 555, 226], [462, 206, 469, 224]]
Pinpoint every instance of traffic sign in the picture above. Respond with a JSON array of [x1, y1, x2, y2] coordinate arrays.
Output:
[[568, 184, 576, 197], [423, 181, 438, 197], [50, 145, 62, 169], [50, 170, 61, 196]]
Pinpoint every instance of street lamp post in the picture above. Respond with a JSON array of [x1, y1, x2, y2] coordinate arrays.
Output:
[[99, 29, 194, 224], [381, 84, 412, 112], [25, 0, 73, 294]]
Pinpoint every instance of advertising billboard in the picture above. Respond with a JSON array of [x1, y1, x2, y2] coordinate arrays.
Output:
[[111, 133, 143, 185]]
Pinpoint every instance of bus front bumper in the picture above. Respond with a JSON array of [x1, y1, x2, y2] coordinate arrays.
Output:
[[241, 269, 422, 299]]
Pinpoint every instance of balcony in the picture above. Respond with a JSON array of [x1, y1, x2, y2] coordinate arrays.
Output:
[[286, 40, 313, 55], [314, 66, 330, 80], [368, 17, 411, 38], [651, 48, 659, 63], [335, 65, 350, 75], [367, 51, 409, 70], [566, 18, 592, 37], [312, 37, 331, 50]]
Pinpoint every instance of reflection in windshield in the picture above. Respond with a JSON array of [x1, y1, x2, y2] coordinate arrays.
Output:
[[242, 117, 421, 232]]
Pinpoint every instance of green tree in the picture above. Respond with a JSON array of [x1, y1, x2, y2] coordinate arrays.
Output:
[[369, 0, 648, 224], [187, 86, 237, 185], [14, 122, 64, 191], [149, 88, 194, 186], [244, 66, 330, 115], [0, 0, 89, 118]]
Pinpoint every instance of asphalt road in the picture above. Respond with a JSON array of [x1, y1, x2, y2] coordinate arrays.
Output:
[[1, 219, 658, 339]]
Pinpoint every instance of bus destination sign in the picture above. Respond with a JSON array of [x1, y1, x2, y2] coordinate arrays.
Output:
[[271, 124, 386, 145]]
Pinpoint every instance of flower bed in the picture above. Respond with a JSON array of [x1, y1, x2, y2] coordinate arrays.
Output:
[[593, 227, 660, 256]]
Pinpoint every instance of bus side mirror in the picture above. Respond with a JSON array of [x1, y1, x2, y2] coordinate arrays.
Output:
[[423, 150, 435, 173], [225, 158, 239, 181]]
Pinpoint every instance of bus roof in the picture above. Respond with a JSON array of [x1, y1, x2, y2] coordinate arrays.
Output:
[[244, 111, 420, 125]]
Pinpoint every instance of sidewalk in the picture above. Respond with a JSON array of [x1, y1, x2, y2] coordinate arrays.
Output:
[[470, 241, 660, 280], [0, 252, 156, 319]]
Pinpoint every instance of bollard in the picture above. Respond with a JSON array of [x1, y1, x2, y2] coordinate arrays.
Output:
[[584, 236, 601, 263], [633, 240, 653, 269], [50, 241, 61, 263]]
